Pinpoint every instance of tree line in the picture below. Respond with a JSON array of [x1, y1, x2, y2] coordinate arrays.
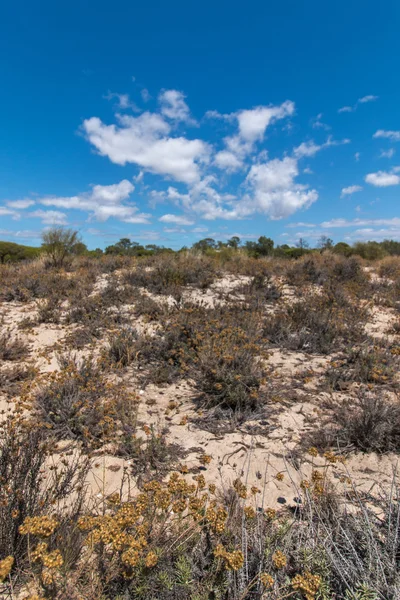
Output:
[[1, 227, 400, 266]]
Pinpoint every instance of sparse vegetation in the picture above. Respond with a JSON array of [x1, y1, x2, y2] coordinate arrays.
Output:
[[2, 246, 400, 599]]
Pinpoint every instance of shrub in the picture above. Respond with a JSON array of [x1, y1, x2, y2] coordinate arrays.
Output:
[[326, 345, 397, 389], [0, 331, 29, 361], [306, 390, 400, 453], [0, 364, 36, 397], [124, 253, 219, 295], [264, 290, 367, 354], [0, 417, 88, 571], [106, 327, 138, 367], [41, 227, 81, 269], [32, 355, 133, 447]]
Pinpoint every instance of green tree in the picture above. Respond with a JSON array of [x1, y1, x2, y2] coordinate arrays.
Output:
[[333, 242, 352, 257], [41, 227, 80, 268], [227, 236, 241, 249]]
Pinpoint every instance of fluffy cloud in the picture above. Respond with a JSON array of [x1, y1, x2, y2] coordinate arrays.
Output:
[[236, 101, 295, 142], [29, 210, 68, 225], [373, 130, 400, 142], [293, 136, 350, 159], [245, 157, 318, 220], [0, 207, 20, 219], [159, 214, 195, 226], [208, 101, 294, 170], [83, 111, 210, 184], [158, 89, 195, 124], [104, 91, 140, 112], [40, 180, 151, 223], [365, 170, 400, 187], [6, 199, 35, 209], [214, 150, 244, 172], [340, 185, 363, 198]]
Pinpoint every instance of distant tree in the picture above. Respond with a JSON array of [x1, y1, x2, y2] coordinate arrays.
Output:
[[295, 238, 310, 256], [333, 242, 352, 257], [192, 238, 216, 252], [245, 236, 274, 257], [381, 239, 400, 256], [317, 235, 334, 251], [71, 241, 88, 256], [41, 227, 80, 268], [257, 236, 274, 256], [227, 236, 241, 249], [352, 241, 387, 260]]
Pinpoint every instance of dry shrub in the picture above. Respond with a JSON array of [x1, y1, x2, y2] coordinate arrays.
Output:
[[0, 331, 29, 361], [0, 363, 36, 397], [326, 344, 397, 389], [378, 256, 400, 279], [0, 417, 88, 571], [36, 296, 62, 324], [118, 425, 187, 486], [306, 390, 400, 453], [106, 327, 138, 367], [124, 253, 219, 295], [195, 322, 266, 413], [264, 289, 367, 354], [134, 303, 267, 415], [32, 355, 134, 447], [286, 253, 367, 288]]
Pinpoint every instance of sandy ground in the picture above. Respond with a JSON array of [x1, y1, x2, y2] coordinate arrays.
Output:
[[1, 271, 399, 510]]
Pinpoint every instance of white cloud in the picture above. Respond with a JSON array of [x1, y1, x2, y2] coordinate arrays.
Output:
[[338, 106, 353, 113], [163, 227, 187, 233], [293, 136, 350, 159], [40, 180, 151, 224], [0, 228, 42, 239], [340, 185, 363, 198], [6, 199, 35, 209], [338, 95, 378, 113], [236, 101, 295, 142], [29, 210, 68, 225], [214, 150, 243, 172], [0, 207, 20, 220], [104, 91, 140, 112], [210, 101, 294, 169], [358, 95, 379, 104], [192, 226, 208, 233], [303, 167, 313, 174], [355, 152, 360, 162], [158, 89, 195, 124], [83, 112, 210, 184], [373, 130, 400, 142], [321, 217, 400, 228], [310, 113, 330, 130], [293, 141, 322, 158], [365, 170, 400, 187], [159, 214, 195, 226], [245, 157, 318, 220], [380, 148, 395, 158], [286, 222, 317, 228]]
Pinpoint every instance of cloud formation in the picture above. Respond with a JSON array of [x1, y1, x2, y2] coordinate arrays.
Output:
[[338, 94, 379, 113], [373, 130, 400, 142], [341, 185, 363, 198], [365, 169, 400, 187], [39, 180, 151, 223]]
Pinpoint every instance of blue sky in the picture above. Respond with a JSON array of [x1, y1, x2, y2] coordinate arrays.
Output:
[[1, 0, 400, 249]]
